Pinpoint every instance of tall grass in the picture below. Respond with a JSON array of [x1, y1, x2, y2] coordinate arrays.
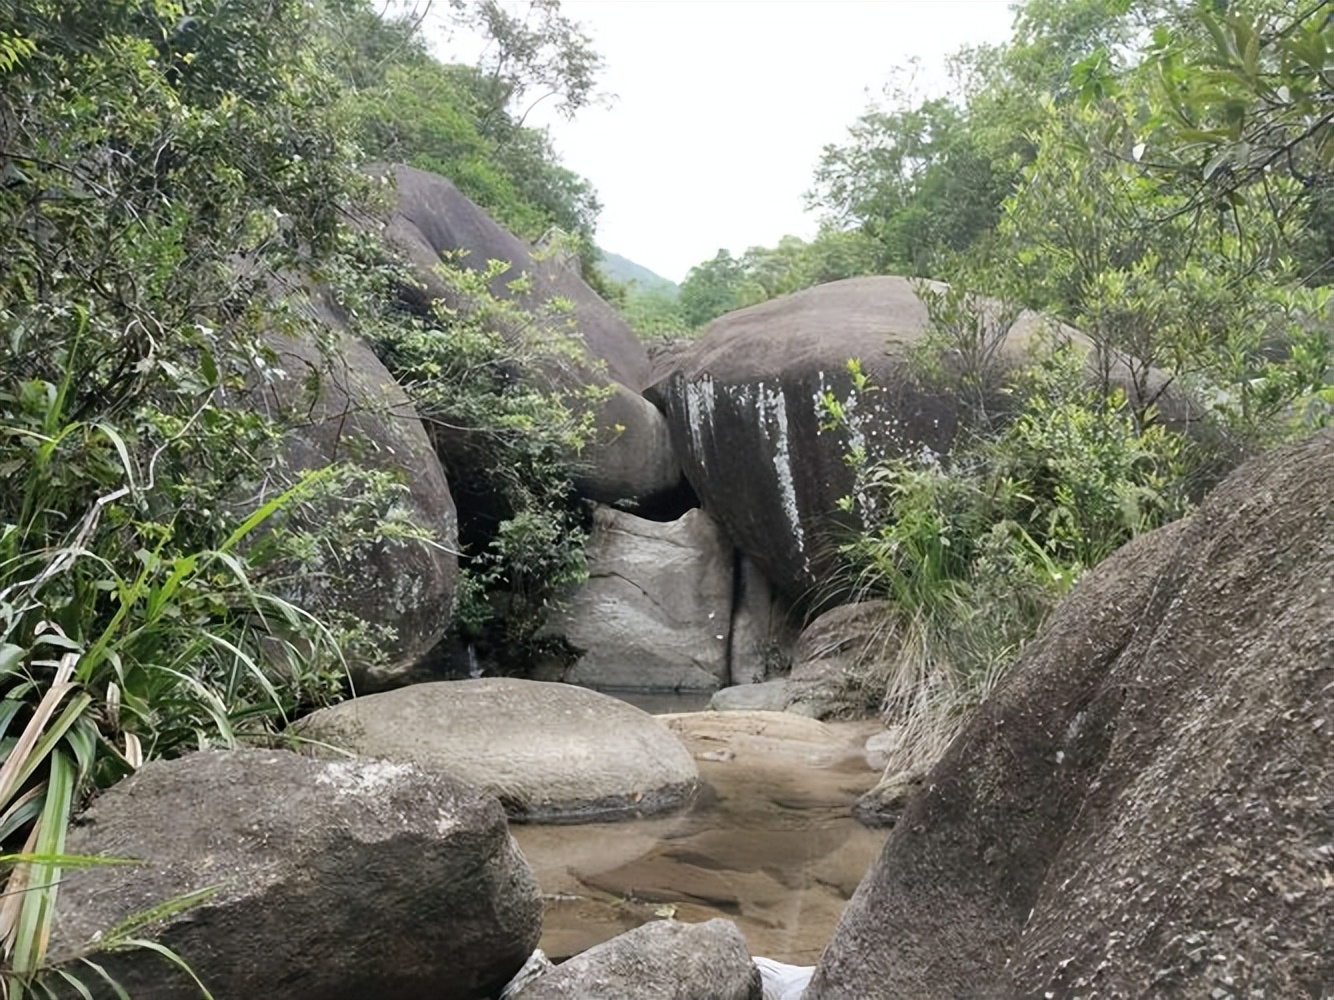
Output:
[[0, 368, 354, 997]]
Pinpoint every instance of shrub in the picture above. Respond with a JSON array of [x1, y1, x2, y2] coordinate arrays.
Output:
[[825, 321, 1191, 775]]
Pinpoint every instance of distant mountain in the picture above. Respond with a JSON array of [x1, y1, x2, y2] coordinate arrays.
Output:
[[597, 250, 678, 294]]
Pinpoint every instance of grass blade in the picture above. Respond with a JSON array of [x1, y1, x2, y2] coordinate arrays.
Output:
[[9, 750, 74, 974], [104, 939, 215, 1000]]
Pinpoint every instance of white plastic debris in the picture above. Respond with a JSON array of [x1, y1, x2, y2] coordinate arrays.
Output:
[[754, 956, 814, 1000]]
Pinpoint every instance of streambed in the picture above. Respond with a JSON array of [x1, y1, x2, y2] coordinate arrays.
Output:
[[510, 709, 889, 964]]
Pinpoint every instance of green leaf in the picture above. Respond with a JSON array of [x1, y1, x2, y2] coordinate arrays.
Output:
[[9, 750, 75, 974]]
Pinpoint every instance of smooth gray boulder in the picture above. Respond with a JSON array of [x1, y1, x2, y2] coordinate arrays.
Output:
[[380, 164, 648, 390], [259, 317, 459, 690], [292, 678, 700, 822], [708, 679, 792, 713], [806, 431, 1334, 999], [509, 919, 762, 1000], [576, 383, 684, 513], [49, 750, 540, 1000], [544, 506, 734, 691]]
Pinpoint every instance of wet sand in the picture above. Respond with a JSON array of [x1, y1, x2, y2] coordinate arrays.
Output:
[[511, 712, 888, 964]]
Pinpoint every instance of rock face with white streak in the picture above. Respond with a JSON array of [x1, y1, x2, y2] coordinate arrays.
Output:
[[543, 505, 735, 691], [646, 277, 970, 602], [646, 275, 1133, 603]]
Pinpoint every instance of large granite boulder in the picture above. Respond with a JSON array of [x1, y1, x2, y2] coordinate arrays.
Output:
[[646, 275, 1182, 602], [508, 919, 762, 1000], [542, 506, 734, 691], [49, 750, 541, 1000], [805, 430, 1334, 999], [292, 678, 699, 823], [375, 165, 682, 510], [256, 296, 459, 690]]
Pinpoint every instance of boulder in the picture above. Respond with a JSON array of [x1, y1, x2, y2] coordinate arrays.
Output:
[[708, 679, 792, 713], [727, 553, 790, 685], [575, 383, 685, 513], [257, 305, 459, 691], [785, 601, 896, 719], [265, 330, 459, 683], [805, 430, 1334, 999], [292, 678, 700, 823], [646, 275, 1186, 602], [508, 919, 762, 1000], [543, 506, 734, 691], [381, 165, 648, 390], [375, 165, 683, 509], [49, 750, 541, 1000]]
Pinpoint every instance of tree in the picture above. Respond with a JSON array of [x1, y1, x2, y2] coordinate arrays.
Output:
[[331, 1, 604, 265], [810, 95, 1008, 277], [678, 250, 748, 328], [1137, 2, 1334, 282], [454, 0, 606, 129]]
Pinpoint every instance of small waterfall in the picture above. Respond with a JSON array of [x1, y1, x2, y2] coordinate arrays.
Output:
[[467, 643, 483, 679]]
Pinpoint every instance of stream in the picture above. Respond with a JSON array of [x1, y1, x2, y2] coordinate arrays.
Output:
[[510, 704, 889, 965]]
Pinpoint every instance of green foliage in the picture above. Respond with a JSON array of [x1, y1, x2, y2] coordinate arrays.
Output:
[[826, 331, 1190, 770], [811, 96, 1009, 275], [617, 286, 692, 342], [329, 1, 603, 263], [997, 98, 1331, 446], [364, 255, 600, 657], [677, 231, 881, 328], [0, 0, 446, 987], [1135, 4, 1334, 282]]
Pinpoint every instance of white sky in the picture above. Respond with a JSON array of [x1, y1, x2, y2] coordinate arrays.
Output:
[[427, 1, 1021, 283]]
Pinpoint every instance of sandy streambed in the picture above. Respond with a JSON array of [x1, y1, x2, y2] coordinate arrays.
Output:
[[510, 711, 888, 964]]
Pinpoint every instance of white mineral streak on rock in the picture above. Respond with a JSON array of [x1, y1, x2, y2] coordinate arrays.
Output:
[[684, 375, 716, 471], [756, 381, 806, 569]]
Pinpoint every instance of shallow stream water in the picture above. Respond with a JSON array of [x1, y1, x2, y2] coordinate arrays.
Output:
[[510, 703, 889, 965]]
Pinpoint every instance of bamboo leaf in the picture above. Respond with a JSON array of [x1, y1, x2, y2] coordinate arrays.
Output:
[[99, 886, 220, 947], [0, 692, 93, 807], [220, 465, 337, 554], [49, 968, 94, 1000]]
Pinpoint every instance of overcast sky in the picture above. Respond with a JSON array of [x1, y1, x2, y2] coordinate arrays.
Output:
[[430, 1, 1020, 283]]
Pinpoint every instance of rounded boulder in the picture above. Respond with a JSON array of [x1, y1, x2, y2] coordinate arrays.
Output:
[[49, 750, 540, 1000], [293, 678, 700, 823]]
